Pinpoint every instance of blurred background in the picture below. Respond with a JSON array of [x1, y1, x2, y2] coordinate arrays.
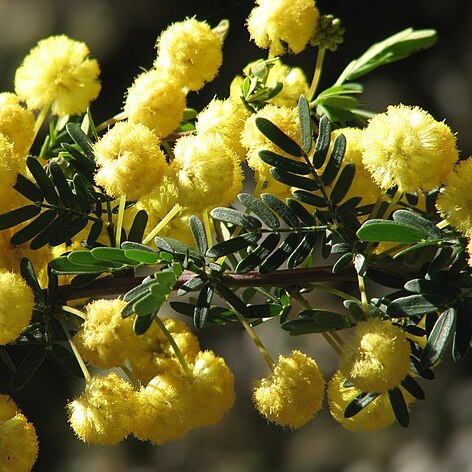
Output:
[[1, 0, 472, 471]]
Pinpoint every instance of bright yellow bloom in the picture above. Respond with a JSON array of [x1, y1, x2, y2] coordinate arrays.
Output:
[[132, 369, 192, 444], [155, 18, 223, 91], [15, 35, 101, 116], [195, 98, 249, 160], [93, 121, 167, 200], [327, 370, 414, 431], [436, 157, 472, 235], [361, 105, 458, 192], [171, 133, 243, 212], [247, 0, 319, 57], [0, 394, 19, 422], [339, 318, 411, 393], [67, 373, 135, 445], [0, 413, 39, 472], [0, 133, 24, 215], [188, 350, 235, 428], [467, 232, 472, 267], [124, 69, 186, 138], [253, 350, 325, 429], [0, 271, 34, 345], [0, 93, 35, 157]]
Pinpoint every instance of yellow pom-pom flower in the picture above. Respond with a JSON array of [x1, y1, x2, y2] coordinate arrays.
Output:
[[132, 369, 192, 444], [155, 18, 223, 91], [0, 394, 19, 422], [171, 133, 243, 212], [339, 318, 411, 394], [327, 370, 414, 431], [0, 271, 34, 345], [187, 350, 235, 428], [361, 105, 458, 193], [0, 94, 35, 157], [0, 133, 22, 215], [124, 69, 186, 138], [73, 298, 134, 369], [67, 373, 135, 445], [0, 413, 39, 472], [93, 121, 167, 200], [253, 350, 325, 429], [15, 35, 101, 116], [436, 157, 472, 235], [467, 232, 472, 267], [247, 0, 319, 57]]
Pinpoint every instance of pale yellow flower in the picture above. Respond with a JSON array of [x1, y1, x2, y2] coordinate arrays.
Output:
[[15, 35, 101, 116]]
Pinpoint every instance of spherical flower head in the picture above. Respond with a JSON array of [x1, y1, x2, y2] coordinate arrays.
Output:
[[361, 105, 458, 193], [339, 318, 411, 393], [186, 350, 235, 428], [132, 368, 192, 444], [155, 18, 223, 91], [195, 98, 249, 160], [0, 394, 19, 422], [0, 95, 35, 157], [247, 0, 319, 57], [253, 350, 325, 429], [67, 373, 135, 445], [241, 104, 303, 198], [436, 157, 472, 235], [72, 298, 133, 369], [0, 413, 39, 471], [327, 370, 414, 431], [15, 35, 101, 116], [171, 133, 243, 212], [0, 271, 34, 345], [124, 69, 186, 138], [93, 121, 167, 200]]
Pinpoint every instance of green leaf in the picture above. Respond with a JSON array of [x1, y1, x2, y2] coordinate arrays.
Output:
[[20, 257, 45, 304], [420, 308, 456, 369], [49, 256, 107, 274], [332, 252, 353, 274], [66, 122, 95, 161], [387, 294, 444, 317], [91, 247, 139, 265], [189, 215, 208, 255], [127, 209, 148, 243], [210, 207, 262, 230], [344, 392, 380, 418], [49, 161, 77, 209], [67, 250, 122, 269], [388, 387, 409, 427], [404, 278, 461, 300], [206, 232, 261, 258], [51, 343, 84, 378], [123, 248, 160, 264], [49, 215, 89, 246], [72, 174, 91, 214], [133, 292, 166, 317], [260, 193, 299, 227], [10, 344, 47, 391], [216, 283, 250, 316], [298, 95, 312, 154], [401, 375, 425, 400], [286, 199, 316, 225], [26, 156, 59, 205], [330, 163, 355, 204], [10, 210, 56, 245], [322, 132, 346, 185], [453, 298, 472, 362], [238, 193, 279, 229], [392, 209, 441, 240], [194, 283, 214, 329], [13, 174, 43, 202], [287, 233, 317, 268], [133, 311, 155, 335], [255, 117, 303, 157], [86, 219, 103, 245], [312, 115, 331, 169], [0, 204, 41, 231], [282, 309, 352, 334], [292, 190, 328, 208], [260, 232, 303, 273], [259, 150, 311, 175], [343, 300, 366, 321], [270, 167, 319, 191], [235, 233, 281, 274], [177, 274, 206, 296], [357, 219, 425, 243], [154, 237, 203, 260]]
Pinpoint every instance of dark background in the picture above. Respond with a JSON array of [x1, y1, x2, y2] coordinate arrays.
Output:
[[1, 1, 472, 471]]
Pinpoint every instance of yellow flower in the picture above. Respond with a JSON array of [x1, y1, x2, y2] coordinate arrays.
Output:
[[247, 0, 319, 57], [253, 350, 325, 429], [67, 373, 135, 445], [436, 157, 472, 235], [187, 350, 235, 428], [361, 105, 458, 192], [467, 232, 472, 267], [0, 394, 19, 422], [155, 18, 223, 91], [0, 93, 35, 157], [15, 35, 101, 116], [327, 370, 414, 431], [93, 121, 167, 200], [0, 413, 39, 472], [0, 270, 34, 345], [0, 133, 22, 212], [339, 318, 411, 393], [132, 369, 192, 444], [171, 133, 243, 212], [195, 98, 249, 160], [124, 69, 186, 138]]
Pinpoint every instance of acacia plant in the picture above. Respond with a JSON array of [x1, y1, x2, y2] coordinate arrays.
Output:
[[0, 1, 471, 470]]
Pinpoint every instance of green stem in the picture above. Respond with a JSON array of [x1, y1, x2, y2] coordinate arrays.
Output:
[[153, 316, 193, 379], [202, 209, 213, 248], [357, 274, 369, 317], [436, 219, 449, 230], [32, 102, 51, 142], [310, 283, 358, 301], [115, 193, 127, 248], [61, 305, 85, 320], [142, 203, 181, 245], [120, 365, 141, 389], [308, 47, 327, 100], [96, 111, 127, 133]]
